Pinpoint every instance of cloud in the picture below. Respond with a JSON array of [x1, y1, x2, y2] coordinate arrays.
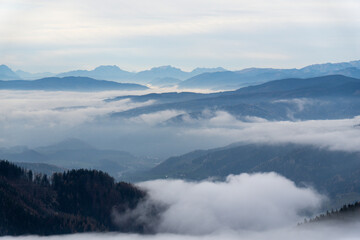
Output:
[[0, 90, 155, 128], [129, 110, 186, 126], [1, 90, 360, 158], [273, 98, 316, 112], [4, 224, 360, 240], [180, 111, 360, 153], [130, 173, 324, 235]]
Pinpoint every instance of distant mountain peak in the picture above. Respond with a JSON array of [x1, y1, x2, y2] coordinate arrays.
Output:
[[94, 65, 123, 71], [0, 64, 20, 80], [37, 138, 95, 152], [192, 67, 227, 72], [0, 64, 12, 71], [149, 65, 182, 71]]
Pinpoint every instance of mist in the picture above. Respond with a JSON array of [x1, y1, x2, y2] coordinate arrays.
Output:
[[133, 173, 324, 234], [1, 90, 360, 159]]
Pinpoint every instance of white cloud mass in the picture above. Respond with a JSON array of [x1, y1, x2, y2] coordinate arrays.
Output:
[[136, 173, 323, 234]]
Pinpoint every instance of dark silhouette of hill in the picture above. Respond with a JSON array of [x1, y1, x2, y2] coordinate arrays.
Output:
[[0, 160, 148, 235], [0, 77, 148, 91], [301, 201, 360, 225]]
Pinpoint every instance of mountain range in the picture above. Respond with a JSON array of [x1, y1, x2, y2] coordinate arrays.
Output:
[[0, 64, 227, 86], [2, 60, 360, 90], [110, 75, 360, 121], [179, 60, 360, 89]]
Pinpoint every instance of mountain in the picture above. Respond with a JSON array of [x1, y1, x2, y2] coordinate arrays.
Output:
[[179, 71, 244, 90], [128, 143, 360, 204], [0, 161, 147, 235], [0, 139, 158, 179], [131, 66, 228, 83], [331, 67, 360, 79], [15, 70, 55, 80], [232, 74, 360, 97], [303, 201, 360, 224], [0, 76, 148, 91], [35, 138, 93, 152], [6, 60, 360, 89], [135, 66, 188, 81], [148, 77, 182, 87], [300, 60, 360, 74], [111, 75, 360, 121], [0, 65, 20, 80], [179, 60, 360, 90], [56, 65, 134, 81], [190, 67, 227, 76], [106, 92, 208, 104], [54, 65, 227, 85], [14, 162, 65, 176]]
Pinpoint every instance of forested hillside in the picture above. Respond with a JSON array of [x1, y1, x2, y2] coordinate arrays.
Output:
[[302, 202, 360, 224], [0, 160, 148, 235], [129, 143, 360, 204]]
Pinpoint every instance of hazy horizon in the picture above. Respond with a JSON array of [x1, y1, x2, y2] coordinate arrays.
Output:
[[0, 58, 356, 75], [1, 0, 359, 73]]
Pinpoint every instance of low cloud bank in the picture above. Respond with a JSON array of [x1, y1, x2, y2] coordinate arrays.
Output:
[[4, 225, 360, 240], [180, 111, 360, 153], [1, 90, 360, 158], [114, 173, 324, 235]]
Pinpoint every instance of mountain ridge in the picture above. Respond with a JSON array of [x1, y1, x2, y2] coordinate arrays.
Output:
[[0, 76, 148, 91]]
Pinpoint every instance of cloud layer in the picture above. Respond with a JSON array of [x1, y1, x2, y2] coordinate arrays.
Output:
[[180, 110, 360, 152], [1, 90, 360, 158]]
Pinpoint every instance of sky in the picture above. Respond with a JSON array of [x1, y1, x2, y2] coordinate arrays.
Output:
[[1, 0, 360, 73]]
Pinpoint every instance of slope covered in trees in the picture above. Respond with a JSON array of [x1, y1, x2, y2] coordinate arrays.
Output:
[[302, 202, 360, 225], [128, 143, 360, 205], [0, 160, 148, 235]]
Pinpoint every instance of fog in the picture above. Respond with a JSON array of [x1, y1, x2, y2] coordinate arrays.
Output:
[[3, 173, 360, 240], [133, 173, 324, 234], [1, 90, 360, 158], [3, 226, 360, 240]]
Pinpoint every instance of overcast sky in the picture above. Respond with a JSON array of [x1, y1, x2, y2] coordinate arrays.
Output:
[[1, 0, 360, 72]]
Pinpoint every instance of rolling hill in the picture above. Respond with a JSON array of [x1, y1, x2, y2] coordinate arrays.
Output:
[[111, 75, 360, 121], [0, 139, 158, 179], [0, 76, 148, 91], [127, 143, 360, 205]]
